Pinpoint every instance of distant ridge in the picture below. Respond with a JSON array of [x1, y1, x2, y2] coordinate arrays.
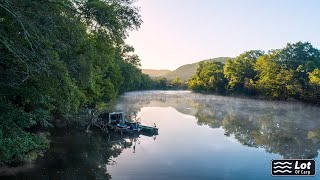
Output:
[[141, 69, 171, 78], [142, 57, 232, 81]]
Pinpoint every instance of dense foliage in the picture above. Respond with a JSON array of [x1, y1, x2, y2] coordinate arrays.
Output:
[[223, 50, 264, 94], [189, 62, 227, 93], [150, 77, 187, 90], [0, 0, 152, 164], [189, 42, 320, 104]]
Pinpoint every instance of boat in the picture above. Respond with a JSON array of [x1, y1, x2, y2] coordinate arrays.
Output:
[[139, 124, 158, 134], [97, 111, 158, 135]]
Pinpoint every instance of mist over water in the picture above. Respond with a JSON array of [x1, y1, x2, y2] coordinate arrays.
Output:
[[5, 91, 320, 179], [110, 91, 320, 179]]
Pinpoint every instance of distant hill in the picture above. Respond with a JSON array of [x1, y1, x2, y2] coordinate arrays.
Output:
[[161, 57, 232, 81], [141, 69, 171, 78]]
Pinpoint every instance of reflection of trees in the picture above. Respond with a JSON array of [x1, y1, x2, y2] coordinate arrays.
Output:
[[308, 128, 320, 142], [193, 98, 320, 159], [16, 126, 136, 179], [222, 113, 320, 158], [222, 113, 259, 147], [194, 103, 223, 128], [115, 91, 320, 159], [115, 91, 197, 117]]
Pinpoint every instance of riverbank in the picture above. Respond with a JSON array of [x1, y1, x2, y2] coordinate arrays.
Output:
[[189, 89, 319, 106]]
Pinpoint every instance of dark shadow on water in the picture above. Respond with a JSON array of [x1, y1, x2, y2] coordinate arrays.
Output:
[[0, 125, 140, 179]]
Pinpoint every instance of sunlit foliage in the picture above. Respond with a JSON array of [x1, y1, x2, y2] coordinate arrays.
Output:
[[189, 42, 320, 103], [189, 62, 227, 93], [224, 50, 264, 94]]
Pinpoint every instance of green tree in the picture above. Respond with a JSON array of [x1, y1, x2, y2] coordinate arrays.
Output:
[[170, 77, 185, 89], [188, 62, 205, 91], [156, 77, 168, 90], [275, 42, 320, 74], [309, 68, 320, 85], [251, 53, 301, 99], [273, 42, 320, 100], [223, 50, 264, 94], [189, 62, 227, 93], [305, 68, 320, 104]]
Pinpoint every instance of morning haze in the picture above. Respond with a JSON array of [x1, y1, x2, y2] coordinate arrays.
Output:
[[127, 0, 320, 70]]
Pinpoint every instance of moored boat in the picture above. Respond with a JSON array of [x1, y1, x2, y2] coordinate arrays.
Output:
[[139, 124, 158, 134], [97, 111, 158, 136]]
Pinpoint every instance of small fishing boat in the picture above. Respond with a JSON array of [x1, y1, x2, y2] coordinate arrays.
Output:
[[97, 111, 158, 135], [139, 124, 158, 134]]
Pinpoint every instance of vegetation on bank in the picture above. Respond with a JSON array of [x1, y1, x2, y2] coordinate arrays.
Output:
[[189, 42, 320, 104], [0, 0, 153, 164], [151, 77, 187, 90]]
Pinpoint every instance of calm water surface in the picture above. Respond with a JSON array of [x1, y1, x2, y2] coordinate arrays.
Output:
[[3, 91, 320, 180]]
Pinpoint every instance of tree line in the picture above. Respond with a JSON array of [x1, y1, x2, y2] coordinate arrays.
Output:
[[151, 76, 187, 90], [189, 42, 320, 104], [0, 0, 152, 164]]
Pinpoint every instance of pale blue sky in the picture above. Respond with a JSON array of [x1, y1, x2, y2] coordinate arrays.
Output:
[[126, 0, 320, 70]]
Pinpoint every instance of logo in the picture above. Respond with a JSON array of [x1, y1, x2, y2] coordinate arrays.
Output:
[[271, 159, 316, 176]]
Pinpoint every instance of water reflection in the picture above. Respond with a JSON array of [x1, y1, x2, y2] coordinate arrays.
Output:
[[117, 91, 320, 159], [1, 126, 142, 179]]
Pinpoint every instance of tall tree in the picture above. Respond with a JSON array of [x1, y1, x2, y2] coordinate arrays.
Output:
[[224, 50, 264, 94], [189, 62, 227, 93], [250, 53, 301, 99], [275, 42, 320, 74]]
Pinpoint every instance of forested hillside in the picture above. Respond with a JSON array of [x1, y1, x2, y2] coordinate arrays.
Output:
[[0, 0, 152, 164], [144, 57, 230, 81], [141, 69, 171, 78], [189, 42, 320, 104]]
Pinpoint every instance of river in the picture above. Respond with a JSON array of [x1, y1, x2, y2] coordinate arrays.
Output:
[[3, 91, 320, 179]]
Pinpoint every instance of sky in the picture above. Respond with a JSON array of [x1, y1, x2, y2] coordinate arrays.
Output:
[[126, 0, 320, 70]]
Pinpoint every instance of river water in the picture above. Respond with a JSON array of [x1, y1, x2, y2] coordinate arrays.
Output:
[[3, 91, 320, 179]]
